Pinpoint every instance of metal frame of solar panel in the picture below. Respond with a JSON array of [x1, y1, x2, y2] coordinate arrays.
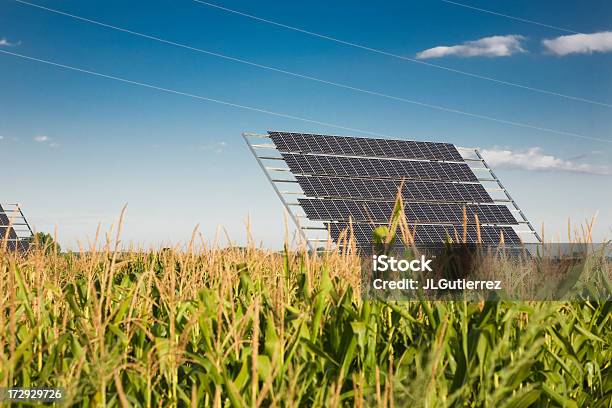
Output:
[[0, 203, 33, 251], [243, 131, 541, 250]]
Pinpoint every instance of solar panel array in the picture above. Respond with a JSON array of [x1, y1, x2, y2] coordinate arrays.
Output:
[[0, 204, 30, 252], [266, 131, 521, 247], [0, 204, 18, 242]]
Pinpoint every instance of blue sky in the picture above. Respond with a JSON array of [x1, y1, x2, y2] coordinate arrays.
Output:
[[1, 0, 611, 248]]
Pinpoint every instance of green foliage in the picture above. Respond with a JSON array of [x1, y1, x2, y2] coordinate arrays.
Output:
[[29, 232, 61, 254], [0, 246, 610, 407]]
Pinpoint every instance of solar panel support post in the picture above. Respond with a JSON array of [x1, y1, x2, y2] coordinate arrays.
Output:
[[16, 204, 34, 237], [473, 149, 542, 243], [242, 133, 314, 251]]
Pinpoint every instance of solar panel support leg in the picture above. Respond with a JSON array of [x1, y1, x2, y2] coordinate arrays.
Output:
[[16, 204, 34, 237], [473, 149, 542, 243], [242, 132, 270, 138], [242, 133, 314, 251]]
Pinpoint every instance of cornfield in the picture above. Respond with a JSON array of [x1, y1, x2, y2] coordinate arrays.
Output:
[[0, 219, 611, 407]]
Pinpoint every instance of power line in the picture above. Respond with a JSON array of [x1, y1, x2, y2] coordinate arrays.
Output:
[[0, 49, 396, 139], [440, 0, 581, 35], [190, 0, 611, 109], [1, 49, 609, 144], [11, 0, 610, 142]]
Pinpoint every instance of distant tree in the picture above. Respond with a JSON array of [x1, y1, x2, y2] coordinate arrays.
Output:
[[29, 232, 61, 254]]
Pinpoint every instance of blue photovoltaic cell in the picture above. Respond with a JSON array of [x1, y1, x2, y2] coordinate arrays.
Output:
[[328, 223, 521, 246], [295, 176, 493, 203], [282, 153, 477, 182], [299, 198, 517, 225], [269, 131, 464, 161]]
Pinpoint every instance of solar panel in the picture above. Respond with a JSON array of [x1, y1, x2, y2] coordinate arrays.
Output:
[[328, 223, 521, 246], [282, 153, 477, 182], [269, 131, 464, 162], [0, 204, 18, 241], [0, 204, 32, 252], [299, 198, 517, 225], [245, 130, 539, 249], [295, 176, 493, 203]]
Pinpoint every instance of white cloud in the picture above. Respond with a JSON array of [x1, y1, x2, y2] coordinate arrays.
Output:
[[32, 135, 60, 147], [542, 31, 612, 56], [200, 141, 227, 154], [0, 136, 4, 140], [481, 147, 611, 175], [0, 38, 19, 47], [416, 35, 525, 59]]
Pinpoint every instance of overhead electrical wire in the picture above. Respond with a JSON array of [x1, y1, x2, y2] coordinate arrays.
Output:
[[189, 0, 611, 109], [440, 0, 581, 35], [1, 49, 609, 144], [10, 0, 609, 143], [0, 49, 403, 139]]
